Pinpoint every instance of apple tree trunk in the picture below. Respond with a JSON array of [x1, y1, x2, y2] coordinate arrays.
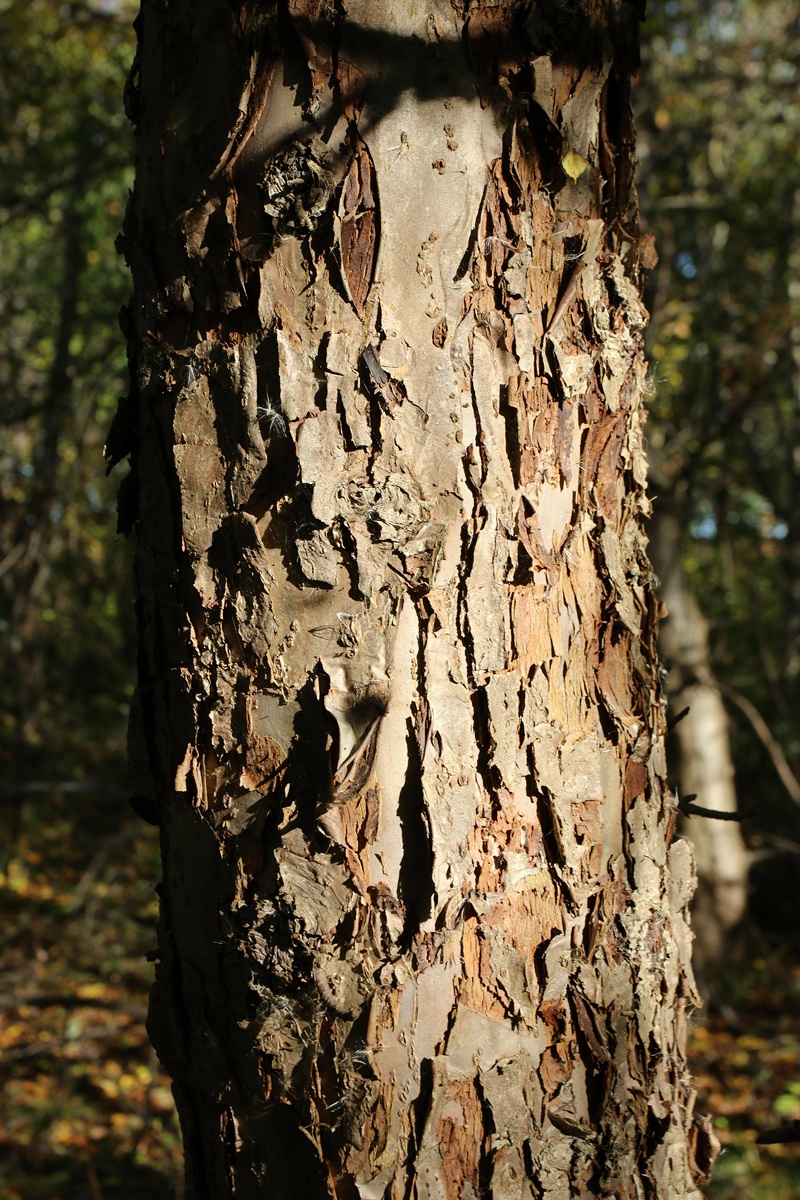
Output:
[[114, 1, 717, 1196]]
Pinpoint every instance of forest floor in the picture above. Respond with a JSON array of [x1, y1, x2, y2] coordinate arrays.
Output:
[[0, 789, 798, 1199]]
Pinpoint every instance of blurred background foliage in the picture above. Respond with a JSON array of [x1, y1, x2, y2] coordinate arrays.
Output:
[[0, 1, 182, 1195], [0, 0, 799, 1195]]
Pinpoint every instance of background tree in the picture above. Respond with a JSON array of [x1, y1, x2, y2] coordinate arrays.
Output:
[[648, 492, 748, 967], [638, 0, 800, 964], [117, 0, 712, 1195]]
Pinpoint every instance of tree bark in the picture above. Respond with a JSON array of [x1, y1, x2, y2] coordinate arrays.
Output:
[[117, 2, 714, 1196]]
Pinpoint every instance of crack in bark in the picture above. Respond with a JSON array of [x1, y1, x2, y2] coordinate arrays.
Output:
[[397, 715, 434, 945]]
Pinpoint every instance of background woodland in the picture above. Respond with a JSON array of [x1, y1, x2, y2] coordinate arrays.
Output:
[[1, 0, 799, 1196]]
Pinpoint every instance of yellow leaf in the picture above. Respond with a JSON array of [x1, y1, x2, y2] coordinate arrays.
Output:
[[562, 150, 589, 182], [76, 982, 105, 999]]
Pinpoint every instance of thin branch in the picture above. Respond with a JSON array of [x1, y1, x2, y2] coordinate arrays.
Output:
[[0, 540, 27, 581], [716, 682, 800, 808], [748, 834, 800, 863], [757, 1121, 800, 1145], [680, 801, 751, 821]]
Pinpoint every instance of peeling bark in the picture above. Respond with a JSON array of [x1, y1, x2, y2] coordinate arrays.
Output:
[[117, 1, 713, 1196]]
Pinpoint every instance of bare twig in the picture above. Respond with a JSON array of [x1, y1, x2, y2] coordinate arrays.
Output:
[[757, 1121, 800, 1145], [716, 682, 800, 808]]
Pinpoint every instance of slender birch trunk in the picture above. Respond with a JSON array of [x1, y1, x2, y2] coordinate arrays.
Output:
[[115, 1, 716, 1195]]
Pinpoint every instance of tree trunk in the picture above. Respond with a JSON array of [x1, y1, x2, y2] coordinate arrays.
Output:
[[649, 502, 748, 965], [117, 2, 714, 1195]]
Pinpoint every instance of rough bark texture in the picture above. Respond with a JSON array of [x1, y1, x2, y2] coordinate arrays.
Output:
[[115, 2, 715, 1196], [649, 504, 748, 966]]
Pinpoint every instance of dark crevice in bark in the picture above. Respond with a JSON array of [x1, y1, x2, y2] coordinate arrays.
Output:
[[171, 1081, 210, 1199], [577, 294, 597, 345], [185, 573, 210, 650], [567, 992, 607, 1120], [453, 181, 486, 283], [582, 888, 602, 960], [274, 2, 317, 119], [403, 1056, 435, 1200], [355, 358, 383, 467], [397, 716, 434, 945], [521, 1137, 539, 1192], [498, 380, 522, 488], [535, 783, 563, 869], [563, 233, 583, 262], [514, 537, 535, 586], [524, 3, 607, 65], [315, 203, 353, 310], [529, 917, 562, 997], [456, 518, 481, 688], [542, 338, 567, 403], [332, 903, 358, 957], [594, 694, 620, 749], [315, 1018, 353, 1185], [599, 77, 637, 232], [279, 483, 328, 585], [479, 165, 522, 311], [603, 263, 631, 323], [516, 100, 564, 198], [255, 324, 283, 419], [293, 678, 337, 837], [466, 349, 491, 493], [333, 515, 366, 601], [259, 1102, 333, 1200], [474, 1074, 496, 1197], [471, 682, 502, 819], [536, 784, 578, 914], [643, 1109, 672, 1173]]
